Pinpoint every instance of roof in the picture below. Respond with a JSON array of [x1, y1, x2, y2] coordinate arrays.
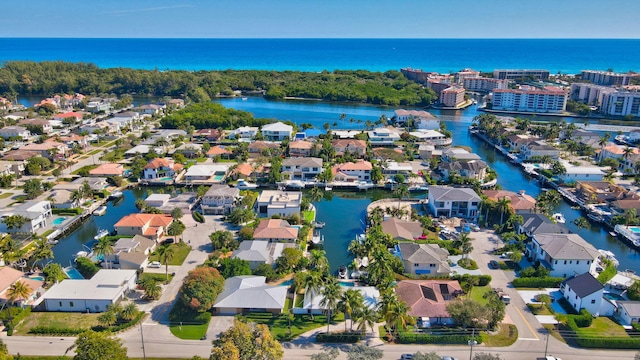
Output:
[[21, 142, 65, 151], [534, 233, 600, 260], [0, 267, 25, 292], [396, 280, 462, 318], [114, 214, 173, 236], [334, 160, 372, 171], [282, 157, 323, 168], [395, 109, 437, 119], [248, 141, 280, 151], [520, 213, 570, 234], [397, 243, 450, 272], [207, 146, 231, 155], [42, 270, 137, 301], [185, 164, 230, 177], [381, 218, 423, 240], [262, 122, 293, 132], [204, 184, 240, 198], [562, 272, 603, 297], [257, 190, 302, 207], [429, 186, 481, 202], [483, 190, 536, 211], [618, 301, 640, 317], [332, 139, 367, 149], [89, 163, 124, 176], [144, 158, 183, 171], [213, 276, 288, 310], [253, 219, 298, 240], [234, 163, 254, 177], [145, 194, 171, 202], [289, 141, 314, 150], [232, 241, 295, 264]]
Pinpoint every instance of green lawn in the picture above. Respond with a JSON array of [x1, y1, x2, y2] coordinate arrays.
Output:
[[72, 164, 99, 175], [139, 272, 174, 284], [88, 149, 102, 155], [148, 242, 191, 265], [0, 192, 13, 199], [468, 285, 491, 304], [480, 324, 518, 347], [169, 322, 209, 340], [574, 317, 629, 338], [16, 312, 100, 334], [302, 210, 315, 223], [237, 312, 345, 341]]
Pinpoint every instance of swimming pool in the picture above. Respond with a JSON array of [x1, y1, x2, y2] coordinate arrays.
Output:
[[604, 292, 625, 301], [213, 174, 225, 181], [52, 217, 65, 225], [159, 177, 174, 182], [64, 267, 85, 280], [629, 226, 640, 234], [29, 276, 44, 281]]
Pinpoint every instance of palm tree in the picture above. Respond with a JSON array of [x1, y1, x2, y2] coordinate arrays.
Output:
[[356, 306, 377, 335], [598, 136, 609, 162], [300, 271, 324, 320], [320, 278, 341, 333], [93, 237, 114, 269], [7, 280, 32, 306], [156, 245, 175, 283], [97, 309, 117, 327], [339, 289, 365, 331], [309, 186, 324, 202], [496, 196, 512, 225], [625, 208, 637, 226], [121, 303, 138, 321], [394, 184, 410, 214], [30, 238, 53, 271], [309, 249, 329, 273], [379, 296, 413, 341], [143, 280, 162, 300], [573, 217, 591, 233]]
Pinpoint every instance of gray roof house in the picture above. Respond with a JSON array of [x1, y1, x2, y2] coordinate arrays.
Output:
[[518, 213, 571, 237], [396, 242, 450, 276], [616, 301, 640, 326], [427, 186, 481, 219], [213, 275, 288, 315], [381, 218, 423, 240], [526, 233, 600, 278], [201, 185, 240, 215], [231, 240, 296, 270], [560, 272, 604, 316], [106, 235, 157, 270], [282, 157, 323, 181]]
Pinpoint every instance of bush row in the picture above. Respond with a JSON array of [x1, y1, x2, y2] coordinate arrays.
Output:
[[316, 331, 362, 343], [571, 309, 593, 328], [52, 208, 82, 215], [451, 274, 492, 287], [511, 277, 563, 288], [29, 327, 85, 335], [193, 211, 205, 223], [396, 332, 481, 344]]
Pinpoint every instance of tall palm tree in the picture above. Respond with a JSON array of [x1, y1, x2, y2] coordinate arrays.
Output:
[[573, 217, 591, 234], [597, 136, 609, 162], [300, 270, 324, 320], [156, 245, 175, 283], [121, 303, 138, 321], [7, 280, 32, 306], [97, 309, 117, 327], [625, 208, 637, 226], [30, 238, 53, 271], [356, 306, 377, 335], [339, 289, 365, 331], [320, 278, 342, 333], [93, 237, 114, 269], [379, 296, 413, 341], [309, 249, 329, 273], [496, 196, 512, 225], [394, 184, 410, 214], [309, 186, 324, 202]]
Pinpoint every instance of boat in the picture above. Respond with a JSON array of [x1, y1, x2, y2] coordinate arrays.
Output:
[[338, 265, 348, 279], [552, 213, 566, 224], [236, 179, 258, 190], [408, 185, 429, 192], [598, 249, 620, 267], [93, 205, 107, 216], [311, 233, 324, 245], [587, 213, 603, 223], [609, 231, 618, 237], [109, 190, 123, 199], [94, 229, 109, 240], [47, 239, 59, 245], [241, 97, 248, 101], [312, 221, 326, 229], [74, 250, 89, 258], [324, 186, 333, 191]]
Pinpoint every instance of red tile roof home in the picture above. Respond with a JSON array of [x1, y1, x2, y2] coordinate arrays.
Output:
[[483, 190, 536, 212], [114, 214, 174, 237], [194, 128, 221, 140], [207, 146, 232, 156], [335, 160, 373, 171], [89, 163, 126, 176], [144, 158, 183, 171], [234, 163, 254, 177], [54, 112, 83, 120], [0, 267, 43, 303], [396, 280, 463, 318], [21, 142, 66, 151], [289, 141, 314, 150], [253, 219, 298, 241]]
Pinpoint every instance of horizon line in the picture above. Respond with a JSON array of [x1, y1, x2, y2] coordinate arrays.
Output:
[[1, 37, 640, 40]]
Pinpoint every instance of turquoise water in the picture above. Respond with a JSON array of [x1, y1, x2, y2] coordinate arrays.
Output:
[[629, 227, 640, 234], [29, 276, 44, 281], [603, 292, 625, 301], [52, 217, 65, 225], [213, 174, 225, 181], [64, 267, 84, 280], [159, 177, 174, 181]]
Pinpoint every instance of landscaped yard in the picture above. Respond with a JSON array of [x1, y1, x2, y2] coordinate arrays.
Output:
[[527, 303, 553, 315], [16, 312, 100, 334], [480, 324, 518, 346], [148, 243, 191, 265], [237, 312, 345, 341], [468, 285, 491, 304], [169, 321, 209, 340], [139, 272, 174, 284], [302, 210, 315, 223], [574, 317, 629, 338]]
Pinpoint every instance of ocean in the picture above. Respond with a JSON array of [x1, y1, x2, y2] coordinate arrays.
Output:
[[1, 38, 640, 73]]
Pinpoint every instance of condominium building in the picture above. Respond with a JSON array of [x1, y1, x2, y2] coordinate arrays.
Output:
[[400, 68, 438, 83], [600, 91, 640, 117], [463, 77, 510, 93], [493, 69, 550, 80], [453, 68, 480, 84], [580, 70, 633, 86], [570, 83, 617, 106], [492, 88, 567, 113], [440, 86, 466, 107]]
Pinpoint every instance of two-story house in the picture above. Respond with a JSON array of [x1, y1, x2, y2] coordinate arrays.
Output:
[[507, 135, 539, 153], [261, 122, 293, 141], [526, 233, 600, 278], [332, 160, 373, 182], [142, 158, 183, 180], [518, 212, 571, 237], [0, 126, 30, 140], [394, 109, 440, 130], [332, 139, 367, 158], [520, 141, 560, 161], [256, 190, 302, 217], [252, 219, 298, 242], [441, 148, 482, 163], [560, 272, 604, 316], [0, 201, 53, 233], [367, 127, 401, 146], [288, 141, 315, 157], [248, 141, 280, 156], [427, 186, 481, 219], [396, 242, 451, 276], [282, 157, 323, 181], [228, 126, 259, 141], [483, 190, 536, 214], [438, 159, 488, 181], [114, 213, 173, 241], [201, 185, 241, 215]]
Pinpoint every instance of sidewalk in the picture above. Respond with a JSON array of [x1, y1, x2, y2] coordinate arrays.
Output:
[[283, 320, 386, 349]]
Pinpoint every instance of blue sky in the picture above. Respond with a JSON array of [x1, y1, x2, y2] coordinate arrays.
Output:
[[4, 0, 640, 38]]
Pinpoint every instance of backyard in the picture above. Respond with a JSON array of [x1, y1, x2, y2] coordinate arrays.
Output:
[[148, 242, 191, 265], [16, 312, 100, 334], [237, 311, 345, 341]]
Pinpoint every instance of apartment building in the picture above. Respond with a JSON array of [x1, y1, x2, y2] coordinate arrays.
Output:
[[600, 91, 640, 117], [492, 88, 567, 113], [570, 83, 617, 106], [440, 86, 466, 107], [493, 69, 550, 80], [464, 77, 509, 93], [580, 70, 633, 86]]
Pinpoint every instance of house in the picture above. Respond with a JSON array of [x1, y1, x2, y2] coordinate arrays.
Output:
[[332, 139, 367, 157], [331, 160, 373, 182], [396, 242, 450, 276], [560, 272, 604, 316], [183, 164, 230, 182], [228, 126, 259, 141], [483, 190, 536, 214], [256, 190, 302, 217], [42, 189, 80, 209], [168, 99, 186, 109], [367, 127, 401, 146], [0, 201, 53, 233], [114, 213, 173, 241], [192, 129, 222, 142], [296, 285, 380, 315], [289, 141, 315, 157], [142, 158, 183, 180], [232, 240, 296, 269], [21, 142, 68, 159], [562, 129, 601, 142], [261, 122, 293, 141], [396, 280, 463, 325], [86, 99, 113, 113], [53, 112, 84, 123], [520, 141, 560, 161], [507, 135, 539, 152], [136, 104, 163, 115], [441, 148, 482, 162], [0, 126, 30, 140], [19, 118, 54, 134], [525, 233, 600, 278], [174, 143, 203, 158], [418, 144, 442, 160], [576, 181, 627, 204], [206, 145, 232, 158], [71, 177, 108, 192], [381, 218, 423, 241], [105, 235, 157, 270], [253, 219, 298, 242], [518, 213, 571, 236], [332, 130, 363, 139], [557, 162, 605, 183], [41, 270, 137, 312], [248, 141, 280, 156], [0, 267, 43, 306], [0, 160, 25, 177], [2, 150, 34, 162], [213, 276, 288, 315], [394, 109, 440, 130], [616, 301, 640, 326], [282, 157, 323, 181], [145, 194, 171, 207], [155, 193, 197, 215], [439, 160, 488, 181], [201, 185, 240, 215], [427, 186, 481, 219], [409, 130, 451, 147], [89, 163, 129, 177], [232, 163, 255, 179]]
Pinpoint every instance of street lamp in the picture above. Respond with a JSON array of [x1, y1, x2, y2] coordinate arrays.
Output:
[[468, 328, 477, 360]]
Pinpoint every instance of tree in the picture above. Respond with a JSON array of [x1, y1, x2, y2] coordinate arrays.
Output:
[[156, 244, 175, 283], [378, 292, 413, 340], [496, 196, 512, 225], [311, 348, 339, 360], [171, 207, 183, 220], [393, 184, 410, 214], [73, 330, 127, 360], [346, 344, 383, 360], [309, 186, 324, 202], [308, 249, 329, 272], [320, 277, 341, 332], [217, 257, 252, 278], [93, 237, 114, 269], [2, 215, 30, 232], [356, 306, 377, 335], [43, 262, 65, 284], [446, 299, 489, 329], [275, 247, 304, 272], [75, 256, 100, 279], [166, 220, 186, 242], [97, 310, 117, 327], [339, 288, 365, 331], [0, 338, 12, 360], [179, 267, 225, 312], [573, 217, 591, 233], [628, 280, 640, 301], [210, 320, 283, 360], [142, 279, 161, 300], [209, 230, 238, 251], [121, 302, 138, 321], [30, 237, 53, 270], [483, 290, 506, 329], [7, 280, 32, 305], [23, 178, 44, 199]]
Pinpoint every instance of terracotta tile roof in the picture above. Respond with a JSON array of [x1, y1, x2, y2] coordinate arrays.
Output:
[[253, 219, 298, 240], [234, 163, 254, 177], [332, 139, 367, 149], [115, 213, 173, 229], [483, 190, 536, 211], [144, 158, 183, 171], [54, 112, 83, 119], [89, 163, 125, 176], [207, 146, 231, 155], [289, 141, 314, 150], [0, 267, 24, 293], [21, 142, 65, 151], [396, 280, 463, 318], [334, 160, 372, 171]]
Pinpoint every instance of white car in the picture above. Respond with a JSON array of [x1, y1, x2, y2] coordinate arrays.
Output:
[[148, 261, 161, 268]]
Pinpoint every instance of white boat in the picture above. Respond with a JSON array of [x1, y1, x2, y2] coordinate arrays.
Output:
[[93, 206, 107, 216], [236, 179, 258, 190], [598, 249, 620, 267], [312, 221, 326, 229], [47, 239, 59, 245], [324, 186, 333, 191], [408, 185, 429, 192], [109, 191, 123, 199], [552, 213, 566, 224], [311, 233, 324, 245], [241, 97, 248, 101], [74, 250, 89, 258], [338, 265, 348, 279], [94, 229, 109, 240]]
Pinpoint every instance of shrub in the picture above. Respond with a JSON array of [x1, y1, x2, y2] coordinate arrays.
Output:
[[396, 332, 480, 344], [451, 274, 492, 287], [316, 331, 362, 343], [29, 327, 85, 335], [192, 211, 205, 223], [571, 309, 593, 328], [511, 277, 563, 288]]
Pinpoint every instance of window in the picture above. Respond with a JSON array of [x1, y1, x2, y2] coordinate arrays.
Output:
[[70, 301, 74, 307], [59, 301, 62, 307], [564, 260, 567, 265], [591, 299, 596, 304], [414, 264, 419, 267], [576, 261, 580, 265], [575, 295, 578, 300], [430, 264, 436, 267]]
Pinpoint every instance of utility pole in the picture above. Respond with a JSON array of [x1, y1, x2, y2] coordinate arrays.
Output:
[[140, 322, 147, 360], [544, 329, 550, 358], [468, 328, 477, 360]]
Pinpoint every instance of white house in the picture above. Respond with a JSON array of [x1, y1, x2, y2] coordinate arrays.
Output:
[[261, 122, 293, 141], [0, 126, 30, 140], [331, 160, 373, 182], [256, 190, 302, 217], [367, 128, 401, 146], [427, 186, 481, 219], [105, 235, 157, 270], [282, 157, 323, 181], [201, 185, 240, 215], [228, 126, 259, 141], [441, 148, 482, 162], [396, 242, 450, 276], [520, 141, 560, 161], [616, 301, 640, 326], [394, 109, 440, 130], [557, 161, 605, 183], [184, 164, 230, 182], [526, 233, 600, 278], [213, 276, 288, 315], [295, 285, 379, 315], [409, 129, 451, 146], [0, 201, 52, 233], [560, 272, 604, 316], [145, 194, 171, 208], [41, 270, 137, 312], [142, 158, 183, 180]]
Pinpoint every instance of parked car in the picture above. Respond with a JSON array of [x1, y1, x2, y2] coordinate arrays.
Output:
[[489, 260, 499, 269], [400, 354, 414, 360], [148, 261, 161, 268], [162, 238, 174, 245], [442, 357, 459, 360]]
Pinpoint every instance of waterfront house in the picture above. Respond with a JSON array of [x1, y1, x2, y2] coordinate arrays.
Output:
[[382, 218, 423, 241], [560, 272, 604, 316], [53, 112, 84, 123], [145, 194, 171, 208], [136, 104, 164, 115], [201, 185, 240, 215], [441, 148, 481, 162], [525, 233, 599, 278], [561, 129, 601, 142], [252, 219, 298, 242], [396, 280, 462, 326], [155, 193, 197, 215], [0, 201, 52, 233], [232, 240, 296, 270], [0, 126, 30, 140], [427, 186, 481, 219], [409, 129, 451, 147], [168, 99, 185, 109], [41, 270, 137, 313], [228, 126, 259, 141], [367, 127, 401, 146], [610, 197, 640, 216], [520, 141, 560, 161], [261, 122, 293, 141], [483, 190, 536, 214], [42, 189, 80, 209], [0, 267, 43, 306], [86, 99, 113, 113], [439, 159, 488, 182], [71, 177, 108, 192], [256, 190, 302, 217], [518, 213, 571, 237], [395, 242, 451, 276], [89, 163, 129, 177], [615, 301, 640, 326], [106, 235, 157, 270], [382, 161, 413, 178], [619, 153, 640, 175], [213, 276, 289, 315], [192, 128, 222, 142], [395, 109, 440, 130], [282, 157, 323, 181], [418, 144, 442, 160], [142, 158, 183, 180], [331, 160, 373, 182], [289, 140, 315, 157], [597, 144, 639, 162], [248, 141, 280, 156], [507, 135, 539, 153], [556, 162, 605, 183], [114, 213, 173, 241], [332, 139, 367, 157], [332, 130, 364, 139], [231, 162, 255, 180], [576, 181, 626, 204], [184, 164, 230, 183], [297, 285, 380, 315]]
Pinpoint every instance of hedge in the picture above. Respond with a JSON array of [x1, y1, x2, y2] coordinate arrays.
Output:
[[511, 277, 563, 288], [316, 331, 362, 343], [451, 274, 492, 287], [193, 211, 205, 223], [565, 318, 640, 348], [29, 327, 85, 335], [396, 332, 481, 344], [571, 309, 593, 328], [52, 208, 82, 215]]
